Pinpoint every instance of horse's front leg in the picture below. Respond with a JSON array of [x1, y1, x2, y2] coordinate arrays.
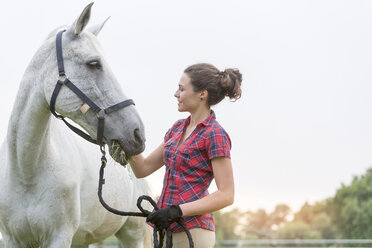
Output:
[[39, 198, 80, 247], [41, 227, 75, 248], [115, 215, 152, 248], [2, 235, 29, 248]]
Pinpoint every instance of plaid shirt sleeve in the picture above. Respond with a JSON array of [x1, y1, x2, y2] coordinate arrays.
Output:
[[206, 127, 231, 160]]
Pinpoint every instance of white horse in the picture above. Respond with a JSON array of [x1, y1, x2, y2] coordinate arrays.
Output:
[[0, 3, 152, 248]]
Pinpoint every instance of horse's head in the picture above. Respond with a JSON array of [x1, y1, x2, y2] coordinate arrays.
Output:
[[44, 3, 145, 165]]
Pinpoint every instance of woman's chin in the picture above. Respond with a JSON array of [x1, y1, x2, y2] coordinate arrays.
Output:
[[177, 103, 188, 112]]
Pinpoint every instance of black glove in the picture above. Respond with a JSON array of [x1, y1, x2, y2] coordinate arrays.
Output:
[[146, 205, 183, 230]]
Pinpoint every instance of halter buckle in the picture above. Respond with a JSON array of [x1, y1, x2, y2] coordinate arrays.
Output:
[[98, 109, 105, 120], [58, 74, 67, 82]]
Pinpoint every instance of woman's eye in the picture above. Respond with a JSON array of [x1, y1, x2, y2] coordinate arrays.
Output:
[[86, 60, 102, 69]]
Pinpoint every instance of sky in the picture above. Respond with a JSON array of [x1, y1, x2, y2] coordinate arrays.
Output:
[[1, 0, 372, 214]]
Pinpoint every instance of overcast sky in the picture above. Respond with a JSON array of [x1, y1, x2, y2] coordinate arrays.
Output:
[[1, 0, 372, 213]]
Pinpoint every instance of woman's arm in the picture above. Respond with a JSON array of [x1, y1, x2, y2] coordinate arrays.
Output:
[[129, 142, 165, 178], [179, 157, 235, 216]]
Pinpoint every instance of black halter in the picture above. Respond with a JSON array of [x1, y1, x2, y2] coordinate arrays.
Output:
[[50, 30, 134, 146]]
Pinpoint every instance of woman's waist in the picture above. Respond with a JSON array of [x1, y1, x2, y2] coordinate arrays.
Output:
[[158, 187, 209, 207]]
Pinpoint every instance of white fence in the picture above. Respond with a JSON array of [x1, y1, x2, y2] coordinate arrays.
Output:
[[0, 239, 372, 247], [219, 239, 372, 248]]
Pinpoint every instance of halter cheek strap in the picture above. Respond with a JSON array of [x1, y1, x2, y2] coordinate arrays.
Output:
[[50, 29, 135, 146]]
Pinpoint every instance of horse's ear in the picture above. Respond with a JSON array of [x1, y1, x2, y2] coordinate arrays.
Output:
[[88, 17, 110, 36], [68, 2, 94, 37]]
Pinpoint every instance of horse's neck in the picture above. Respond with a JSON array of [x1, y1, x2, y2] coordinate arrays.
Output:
[[7, 49, 54, 181]]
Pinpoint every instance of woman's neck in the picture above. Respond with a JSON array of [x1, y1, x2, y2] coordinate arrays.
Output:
[[188, 106, 211, 127]]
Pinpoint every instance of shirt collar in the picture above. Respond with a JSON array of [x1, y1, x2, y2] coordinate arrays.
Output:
[[185, 110, 216, 128]]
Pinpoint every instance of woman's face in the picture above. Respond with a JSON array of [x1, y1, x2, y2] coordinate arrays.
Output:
[[174, 73, 202, 112]]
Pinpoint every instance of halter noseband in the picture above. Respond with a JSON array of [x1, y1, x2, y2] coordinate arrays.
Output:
[[50, 30, 134, 146]]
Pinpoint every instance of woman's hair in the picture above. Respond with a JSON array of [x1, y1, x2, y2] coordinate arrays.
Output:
[[184, 63, 242, 106]]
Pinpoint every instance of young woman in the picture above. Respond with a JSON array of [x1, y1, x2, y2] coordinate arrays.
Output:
[[129, 63, 242, 247]]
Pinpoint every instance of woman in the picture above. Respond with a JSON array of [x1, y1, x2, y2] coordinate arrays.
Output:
[[129, 63, 242, 247]]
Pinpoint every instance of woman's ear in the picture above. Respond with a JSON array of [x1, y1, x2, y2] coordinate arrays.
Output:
[[200, 90, 208, 100]]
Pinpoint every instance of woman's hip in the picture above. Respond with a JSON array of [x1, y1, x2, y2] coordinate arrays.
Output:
[[165, 228, 215, 248]]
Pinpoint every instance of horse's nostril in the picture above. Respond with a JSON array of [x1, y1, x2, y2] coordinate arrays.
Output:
[[134, 128, 142, 143]]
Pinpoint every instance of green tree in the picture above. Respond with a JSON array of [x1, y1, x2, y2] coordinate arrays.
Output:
[[277, 220, 322, 239], [243, 204, 290, 239], [276, 199, 336, 239], [215, 168, 372, 241], [331, 168, 372, 238], [312, 212, 336, 238], [270, 204, 291, 227], [243, 209, 272, 238], [214, 208, 241, 242]]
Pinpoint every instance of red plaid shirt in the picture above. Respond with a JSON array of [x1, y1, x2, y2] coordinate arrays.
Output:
[[158, 110, 231, 232]]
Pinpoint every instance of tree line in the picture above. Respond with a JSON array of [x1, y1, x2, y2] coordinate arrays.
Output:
[[214, 168, 372, 241]]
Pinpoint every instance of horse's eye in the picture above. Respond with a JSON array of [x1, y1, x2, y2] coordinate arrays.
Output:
[[86, 60, 102, 69]]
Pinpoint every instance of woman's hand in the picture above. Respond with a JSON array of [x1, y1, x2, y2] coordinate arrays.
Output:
[[129, 142, 165, 178], [146, 205, 183, 230]]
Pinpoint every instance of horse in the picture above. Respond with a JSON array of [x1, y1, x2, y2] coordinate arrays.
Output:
[[0, 3, 152, 247]]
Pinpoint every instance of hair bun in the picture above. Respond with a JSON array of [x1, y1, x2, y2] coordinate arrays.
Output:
[[184, 63, 242, 106], [220, 68, 242, 101]]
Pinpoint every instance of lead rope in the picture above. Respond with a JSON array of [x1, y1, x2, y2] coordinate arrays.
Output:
[[97, 145, 194, 248]]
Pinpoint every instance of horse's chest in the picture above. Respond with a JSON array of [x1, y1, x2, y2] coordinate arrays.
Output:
[[0, 176, 79, 234]]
